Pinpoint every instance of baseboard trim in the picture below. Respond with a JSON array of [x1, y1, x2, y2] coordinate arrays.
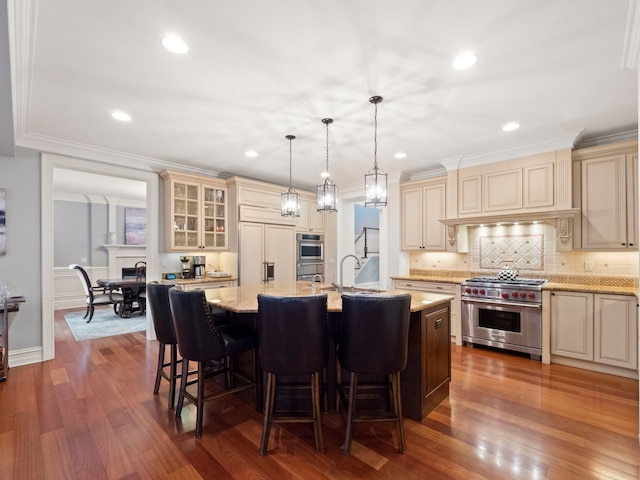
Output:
[[9, 346, 44, 368]]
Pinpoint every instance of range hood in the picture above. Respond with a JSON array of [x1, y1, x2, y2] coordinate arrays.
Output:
[[439, 208, 580, 227]]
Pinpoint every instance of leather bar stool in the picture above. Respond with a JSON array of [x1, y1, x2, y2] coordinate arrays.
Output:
[[257, 294, 329, 456], [337, 293, 412, 455], [146, 282, 179, 408], [169, 288, 259, 439]]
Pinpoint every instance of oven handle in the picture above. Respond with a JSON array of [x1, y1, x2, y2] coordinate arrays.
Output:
[[461, 297, 541, 309]]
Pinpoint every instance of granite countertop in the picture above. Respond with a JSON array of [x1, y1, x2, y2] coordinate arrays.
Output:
[[392, 274, 638, 297], [162, 276, 237, 285], [204, 281, 454, 313]]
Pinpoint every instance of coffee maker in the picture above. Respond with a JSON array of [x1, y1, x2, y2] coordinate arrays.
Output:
[[180, 256, 191, 279], [193, 255, 206, 279]]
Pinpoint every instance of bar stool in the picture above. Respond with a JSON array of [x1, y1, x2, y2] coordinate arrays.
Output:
[[337, 293, 412, 455], [146, 282, 179, 408], [169, 288, 259, 438], [257, 294, 329, 456]]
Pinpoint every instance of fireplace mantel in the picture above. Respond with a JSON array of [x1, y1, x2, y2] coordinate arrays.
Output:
[[102, 244, 147, 278]]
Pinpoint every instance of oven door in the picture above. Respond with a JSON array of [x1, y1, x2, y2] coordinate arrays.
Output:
[[298, 241, 324, 262], [461, 297, 542, 355], [296, 261, 324, 281]]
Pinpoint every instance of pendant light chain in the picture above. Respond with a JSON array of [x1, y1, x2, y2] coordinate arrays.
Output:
[[373, 100, 378, 170], [364, 95, 387, 207], [288, 136, 293, 187], [325, 119, 330, 174]]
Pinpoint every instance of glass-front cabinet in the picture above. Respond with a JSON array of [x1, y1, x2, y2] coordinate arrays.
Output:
[[161, 170, 227, 251]]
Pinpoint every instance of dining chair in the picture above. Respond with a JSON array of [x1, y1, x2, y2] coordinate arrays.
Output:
[[169, 288, 259, 438], [68, 264, 124, 323], [337, 293, 412, 455], [257, 293, 329, 455]]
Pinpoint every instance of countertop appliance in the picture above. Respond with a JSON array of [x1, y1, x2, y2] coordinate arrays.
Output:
[[296, 233, 324, 281], [192, 255, 206, 279], [180, 256, 191, 279], [461, 276, 547, 360]]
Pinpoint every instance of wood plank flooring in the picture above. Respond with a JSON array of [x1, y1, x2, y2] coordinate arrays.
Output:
[[0, 307, 638, 479]]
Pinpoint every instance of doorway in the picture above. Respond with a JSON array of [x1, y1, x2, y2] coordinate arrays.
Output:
[[41, 153, 159, 361]]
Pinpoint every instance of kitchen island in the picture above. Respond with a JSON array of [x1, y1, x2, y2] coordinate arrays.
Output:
[[204, 281, 453, 421]]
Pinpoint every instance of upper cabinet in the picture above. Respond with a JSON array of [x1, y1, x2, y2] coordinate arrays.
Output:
[[572, 140, 638, 250], [295, 195, 325, 233], [401, 179, 447, 251], [160, 170, 228, 251]]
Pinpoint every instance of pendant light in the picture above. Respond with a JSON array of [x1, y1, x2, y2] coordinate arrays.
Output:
[[281, 134, 300, 217], [317, 118, 338, 213], [364, 95, 388, 207]]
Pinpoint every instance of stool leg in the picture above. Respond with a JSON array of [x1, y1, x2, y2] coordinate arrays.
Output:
[[259, 372, 276, 455], [175, 357, 188, 419], [195, 361, 206, 438], [154, 342, 165, 395], [343, 371, 358, 455], [392, 372, 406, 453], [253, 348, 262, 413], [311, 371, 324, 453], [168, 344, 178, 409]]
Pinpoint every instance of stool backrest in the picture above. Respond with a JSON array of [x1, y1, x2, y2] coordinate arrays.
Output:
[[146, 282, 176, 345], [257, 294, 329, 375], [168, 288, 227, 362], [338, 294, 412, 375]]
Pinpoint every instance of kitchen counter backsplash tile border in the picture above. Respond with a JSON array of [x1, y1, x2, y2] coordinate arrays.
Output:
[[408, 269, 638, 287]]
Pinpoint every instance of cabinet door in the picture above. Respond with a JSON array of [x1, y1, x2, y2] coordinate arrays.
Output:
[[401, 186, 424, 250], [625, 154, 638, 248], [264, 225, 296, 284], [551, 291, 593, 360], [594, 294, 638, 369], [581, 155, 627, 249], [425, 307, 451, 393], [423, 183, 446, 250], [296, 197, 325, 232], [201, 184, 227, 249], [171, 180, 201, 250], [239, 222, 265, 286]]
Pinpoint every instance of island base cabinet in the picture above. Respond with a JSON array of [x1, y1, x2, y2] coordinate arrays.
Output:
[[402, 305, 451, 421], [594, 294, 638, 370]]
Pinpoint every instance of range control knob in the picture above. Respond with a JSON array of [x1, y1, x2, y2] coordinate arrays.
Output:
[[479, 289, 485, 295], [465, 287, 471, 293], [520, 292, 527, 298], [528, 292, 536, 299], [472, 288, 478, 294], [511, 291, 519, 298], [502, 293, 509, 299]]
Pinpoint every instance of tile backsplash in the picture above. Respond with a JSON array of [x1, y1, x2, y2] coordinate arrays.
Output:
[[410, 222, 639, 278]]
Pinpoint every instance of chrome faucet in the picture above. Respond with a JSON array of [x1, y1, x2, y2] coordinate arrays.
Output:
[[312, 274, 323, 283], [331, 254, 362, 293]]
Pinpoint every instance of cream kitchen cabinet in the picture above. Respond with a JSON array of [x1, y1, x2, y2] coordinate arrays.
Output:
[[295, 195, 325, 233], [160, 170, 228, 252], [401, 179, 447, 251], [239, 222, 296, 286], [393, 279, 461, 345], [572, 140, 638, 250], [551, 290, 637, 372]]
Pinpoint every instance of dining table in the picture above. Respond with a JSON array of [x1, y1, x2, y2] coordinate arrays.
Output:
[[97, 277, 146, 318], [203, 281, 454, 421]]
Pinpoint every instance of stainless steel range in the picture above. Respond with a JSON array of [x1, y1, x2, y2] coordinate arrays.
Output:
[[461, 276, 547, 360]]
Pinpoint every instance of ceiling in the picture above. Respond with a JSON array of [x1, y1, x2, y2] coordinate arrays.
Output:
[[4, 0, 639, 194]]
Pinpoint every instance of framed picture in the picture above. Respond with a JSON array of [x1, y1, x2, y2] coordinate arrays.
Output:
[[0, 188, 5, 255], [125, 207, 146, 246]]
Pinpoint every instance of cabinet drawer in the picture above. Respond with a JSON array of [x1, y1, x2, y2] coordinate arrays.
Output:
[[395, 280, 457, 294], [239, 205, 295, 225]]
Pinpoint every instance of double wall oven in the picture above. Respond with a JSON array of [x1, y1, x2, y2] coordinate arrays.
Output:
[[461, 277, 547, 360], [296, 233, 325, 281]]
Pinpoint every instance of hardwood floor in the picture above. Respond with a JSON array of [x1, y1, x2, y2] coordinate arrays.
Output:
[[1, 307, 638, 479]]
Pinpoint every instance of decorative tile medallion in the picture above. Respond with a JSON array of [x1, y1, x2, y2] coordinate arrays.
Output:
[[479, 234, 544, 271]]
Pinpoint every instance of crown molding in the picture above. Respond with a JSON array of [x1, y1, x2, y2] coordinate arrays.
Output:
[[434, 131, 582, 172], [621, 0, 640, 69], [574, 129, 638, 149], [16, 132, 225, 178], [409, 166, 447, 181]]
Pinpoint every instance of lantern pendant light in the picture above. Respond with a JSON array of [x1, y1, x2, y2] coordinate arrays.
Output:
[[316, 118, 338, 213], [364, 95, 388, 207], [281, 135, 300, 217]]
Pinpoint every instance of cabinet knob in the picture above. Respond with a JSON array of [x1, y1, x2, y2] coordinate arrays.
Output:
[[630, 243, 634, 246], [551, 292, 555, 296], [622, 243, 626, 246], [434, 318, 443, 329]]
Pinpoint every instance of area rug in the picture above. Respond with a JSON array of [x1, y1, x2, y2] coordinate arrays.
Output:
[[63, 308, 146, 341]]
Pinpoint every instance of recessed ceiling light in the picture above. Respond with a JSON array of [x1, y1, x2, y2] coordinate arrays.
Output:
[[394, 152, 407, 159], [162, 33, 188, 54], [453, 51, 477, 70], [111, 110, 131, 122], [502, 122, 520, 131], [245, 150, 258, 157]]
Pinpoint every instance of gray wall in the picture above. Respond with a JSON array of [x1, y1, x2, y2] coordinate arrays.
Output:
[[0, 148, 42, 350]]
